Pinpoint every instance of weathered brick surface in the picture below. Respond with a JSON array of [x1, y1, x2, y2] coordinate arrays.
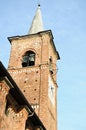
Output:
[[0, 80, 34, 130], [8, 32, 58, 130], [0, 81, 9, 130]]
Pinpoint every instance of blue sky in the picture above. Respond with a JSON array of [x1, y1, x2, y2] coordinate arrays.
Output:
[[0, 0, 86, 130]]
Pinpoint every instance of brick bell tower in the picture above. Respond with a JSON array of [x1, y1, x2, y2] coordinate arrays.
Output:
[[8, 5, 60, 130]]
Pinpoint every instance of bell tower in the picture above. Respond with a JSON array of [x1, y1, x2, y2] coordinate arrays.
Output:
[[8, 5, 60, 130]]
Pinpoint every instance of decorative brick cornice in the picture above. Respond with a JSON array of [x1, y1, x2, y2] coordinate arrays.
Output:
[[8, 65, 48, 74], [7, 107, 28, 119], [0, 82, 9, 96]]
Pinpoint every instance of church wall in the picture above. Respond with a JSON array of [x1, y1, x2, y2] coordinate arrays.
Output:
[[0, 78, 37, 130]]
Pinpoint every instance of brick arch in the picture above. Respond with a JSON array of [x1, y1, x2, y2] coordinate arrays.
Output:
[[21, 48, 37, 57], [22, 50, 36, 67]]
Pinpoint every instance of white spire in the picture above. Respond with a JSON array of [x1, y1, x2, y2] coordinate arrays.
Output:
[[28, 5, 44, 34]]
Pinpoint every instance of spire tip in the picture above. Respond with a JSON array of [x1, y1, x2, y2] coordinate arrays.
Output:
[[38, 4, 41, 8], [28, 3, 44, 34]]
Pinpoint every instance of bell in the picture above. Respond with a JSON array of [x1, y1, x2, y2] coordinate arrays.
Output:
[[22, 56, 28, 67], [29, 54, 35, 62]]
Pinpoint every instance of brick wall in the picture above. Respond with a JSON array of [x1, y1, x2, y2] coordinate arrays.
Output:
[[8, 31, 58, 130], [0, 79, 36, 130]]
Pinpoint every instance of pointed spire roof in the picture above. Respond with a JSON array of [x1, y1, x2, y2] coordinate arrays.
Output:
[[28, 5, 44, 34]]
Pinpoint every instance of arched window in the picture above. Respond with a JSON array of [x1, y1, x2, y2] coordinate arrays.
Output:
[[22, 51, 35, 67]]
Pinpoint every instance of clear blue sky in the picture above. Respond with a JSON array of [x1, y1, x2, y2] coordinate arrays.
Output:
[[0, 0, 86, 130]]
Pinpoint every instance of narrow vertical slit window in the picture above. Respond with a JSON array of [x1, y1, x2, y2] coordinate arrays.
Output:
[[49, 56, 53, 74]]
